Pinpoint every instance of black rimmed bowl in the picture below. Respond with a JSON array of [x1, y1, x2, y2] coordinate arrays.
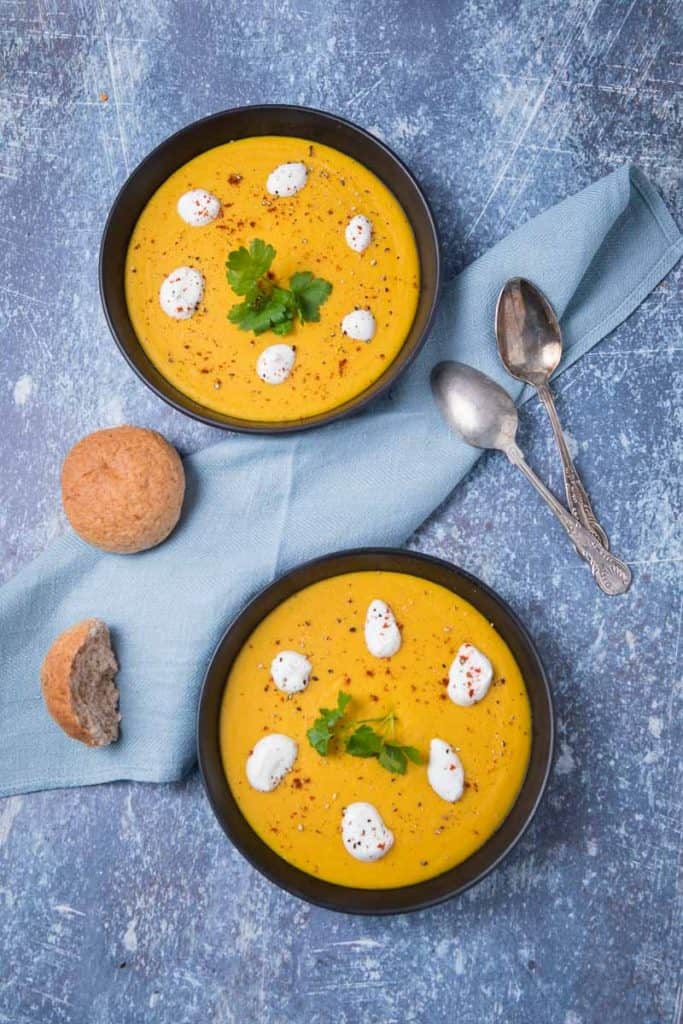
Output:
[[197, 548, 554, 915], [99, 105, 441, 433]]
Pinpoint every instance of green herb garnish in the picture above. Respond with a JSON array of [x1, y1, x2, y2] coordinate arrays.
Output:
[[306, 691, 351, 756], [377, 742, 422, 775], [345, 723, 383, 757], [306, 697, 421, 775], [345, 710, 421, 775], [226, 239, 332, 337]]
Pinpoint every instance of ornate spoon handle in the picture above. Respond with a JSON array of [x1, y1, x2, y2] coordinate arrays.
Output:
[[537, 383, 609, 549], [506, 444, 632, 596]]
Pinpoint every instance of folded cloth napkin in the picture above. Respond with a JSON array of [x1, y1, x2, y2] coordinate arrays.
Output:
[[0, 165, 680, 797]]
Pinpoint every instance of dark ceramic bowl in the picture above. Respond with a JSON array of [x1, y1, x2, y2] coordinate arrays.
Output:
[[197, 549, 554, 914], [99, 105, 441, 433]]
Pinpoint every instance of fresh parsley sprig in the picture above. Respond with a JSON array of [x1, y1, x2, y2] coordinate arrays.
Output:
[[306, 691, 351, 756], [345, 711, 421, 775], [226, 239, 332, 337], [305, 694, 421, 775]]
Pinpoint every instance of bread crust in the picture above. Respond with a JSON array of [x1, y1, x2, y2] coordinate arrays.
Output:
[[61, 425, 185, 554], [40, 618, 114, 746]]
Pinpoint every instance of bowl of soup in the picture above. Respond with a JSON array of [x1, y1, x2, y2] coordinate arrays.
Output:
[[100, 106, 441, 432], [198, 549, 554, 913]]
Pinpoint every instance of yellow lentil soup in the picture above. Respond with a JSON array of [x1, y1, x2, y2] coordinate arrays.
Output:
[[125, 137, 420, 422], [220, 571, 532, 889]]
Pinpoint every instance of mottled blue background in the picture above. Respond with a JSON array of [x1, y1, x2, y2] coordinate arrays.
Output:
[[1, 1, 681, 1022]]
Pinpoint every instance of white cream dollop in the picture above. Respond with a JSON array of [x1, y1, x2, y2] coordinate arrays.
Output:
[[246, 734, 297, 792], [271, 650, 312, 694], [341, 309, 376, 342], [428, 738, 465, 802], [256, 344, 296, 384], [345, 214, 373, 253], [341, 802, 394, 862], [159, 267, 204, 319], [447, 643, 494, 707], [177, 188, 221, 226], [266, 162, 308, 197], [364, 599, 401, 658]]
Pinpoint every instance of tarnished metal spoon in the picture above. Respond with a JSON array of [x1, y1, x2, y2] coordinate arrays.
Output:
[[495, 277, 609, 548], [430, 360, 632, 595]]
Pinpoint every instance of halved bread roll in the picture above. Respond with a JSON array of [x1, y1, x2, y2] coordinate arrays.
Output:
[[40, 618, 120, 747]]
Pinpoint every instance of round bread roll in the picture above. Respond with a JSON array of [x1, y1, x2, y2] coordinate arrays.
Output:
[[40, 618, 120, 747], [61, 425, 185, 553]]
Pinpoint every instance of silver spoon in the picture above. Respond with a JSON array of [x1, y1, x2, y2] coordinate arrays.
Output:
[[496, 277, 609, 548], [431, 360, 632, 595]]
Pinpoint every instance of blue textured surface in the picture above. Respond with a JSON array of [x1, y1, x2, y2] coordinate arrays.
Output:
[[0, 2, 681, 1023]]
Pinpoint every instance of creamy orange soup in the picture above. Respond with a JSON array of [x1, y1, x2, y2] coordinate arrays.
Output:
[[220, 571, 532, 889], [125, 137, 420, 422]]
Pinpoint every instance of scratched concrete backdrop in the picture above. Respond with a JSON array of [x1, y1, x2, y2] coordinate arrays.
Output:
[[0, 1, 681, 1022]]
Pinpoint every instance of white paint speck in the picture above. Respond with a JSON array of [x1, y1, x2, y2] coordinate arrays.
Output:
[[563, 431, 580, 459], [392, 114, 424, 142], [311, 937, 383, 953], [555, 741, 575, 776], [53, 903, 86, 917], [347, 937, 382, 949], [13, 374, 33, 406], [625, 630, 636, 656], [123, 916, 138, 953], [149, 993, 160, 1009], [0, 797, 23, 844], [648, 716, 663, 739], [586, 838, 598, 857], [454, 946, 465, 975], [100, 395, 125, 425]]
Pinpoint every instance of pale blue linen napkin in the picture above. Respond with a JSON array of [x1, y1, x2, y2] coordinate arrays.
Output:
[[0, 165, 680, 797]]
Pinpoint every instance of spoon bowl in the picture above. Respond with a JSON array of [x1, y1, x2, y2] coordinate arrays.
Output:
[[496, 276, 610, 550], [430, 359, 632, 596], [496, 278, 562, 387], [430, 361, 519, 451]]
